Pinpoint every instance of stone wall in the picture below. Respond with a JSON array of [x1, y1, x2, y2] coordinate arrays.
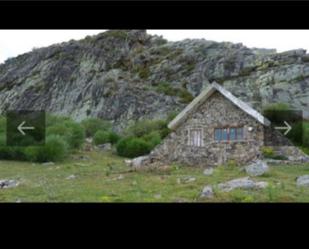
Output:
[[150, 92, 266, 166]]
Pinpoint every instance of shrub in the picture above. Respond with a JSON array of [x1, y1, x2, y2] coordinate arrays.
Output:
[[93, 131, 110, 145], [0, 116, 6, 133], [47, 120, 85, 149], [285, 121, 309, 147], [46, 114, 71, 127], [0, 133, 25, 160], [93, 130, 121, 145], [116, 137, 151, 158], [261, 146, 275, 158], [125, 119, 167, 138], [261, 146, 288, 160], [108, 131, 121, 144], [142, 131, 161, 147], [262, 103, 292, 123], [81, 118, 112, 137], [65, 121, 85, 149], [24, 135, 68, 162]]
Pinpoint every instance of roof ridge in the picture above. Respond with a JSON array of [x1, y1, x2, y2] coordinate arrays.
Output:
[[168, 82, 271, 130]]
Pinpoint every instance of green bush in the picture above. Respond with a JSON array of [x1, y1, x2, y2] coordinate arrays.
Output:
[[24, 135, 69, 162], [142, 131, 161, 147], [46, 114, 71, 127], [125, 119, 167, 138], [81, 118, 112, 137], [47, 120, 85, 149], [65, 121, 85, 149], [261, 146, 275, 158], [108, 131, 121, 144], [116, 137, 151, 158], [93, 131, 110, 145], [262, 103, 292, 124], [0, 116, 6, 133], [285, 121, 309, 147], [0, 133, 25, 160], [93, 130, 120, 145]]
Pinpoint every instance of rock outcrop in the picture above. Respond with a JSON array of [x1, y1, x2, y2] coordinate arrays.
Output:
[[0, 30, 308, 131]]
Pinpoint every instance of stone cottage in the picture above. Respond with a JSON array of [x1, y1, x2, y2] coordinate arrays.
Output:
[[147, 82, 307, 167]]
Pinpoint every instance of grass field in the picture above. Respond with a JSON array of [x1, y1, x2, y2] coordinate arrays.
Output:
[[0, 149, 309, 202]]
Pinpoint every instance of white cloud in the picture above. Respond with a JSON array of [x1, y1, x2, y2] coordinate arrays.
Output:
[[1, 30, 309, 63]]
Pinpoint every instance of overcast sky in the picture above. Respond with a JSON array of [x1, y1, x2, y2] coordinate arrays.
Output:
[[1, 30, 309, 63]]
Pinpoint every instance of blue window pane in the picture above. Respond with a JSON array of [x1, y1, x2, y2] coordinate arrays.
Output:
[[237, 128, 243, 140], [222, 128, 228, 140], [230, 128, 236, 140], [215, 129, 221, 141]]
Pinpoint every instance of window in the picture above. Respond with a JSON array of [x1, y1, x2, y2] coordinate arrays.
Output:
[[188, 128, 204, 147], [214, 127, 244, 141]]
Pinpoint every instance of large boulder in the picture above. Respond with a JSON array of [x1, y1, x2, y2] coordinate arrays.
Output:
[[245, 160, 269, 176], [296, 175, 309, 187], [131, 155, 150, 168], [217, 177, 268, 192]]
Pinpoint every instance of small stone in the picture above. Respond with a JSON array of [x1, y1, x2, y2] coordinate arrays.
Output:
[[296, 175, 309, 187], [116, 175, 124, 180], [74, 163, 88, 167], [200, 185, 214, 198], [154, 194, 161, 199], [85, 137, 93, 143], [245, 160, 269, 176], [97, 143, 112, 151], [42, 162, 55, 166], [66, 174, 76, 180], [255, 181, 269, 189], [124, 159, 132, 166], [203, 168, 214, 176], [182, 176, 196, 183], [0, 179, 19, 189]]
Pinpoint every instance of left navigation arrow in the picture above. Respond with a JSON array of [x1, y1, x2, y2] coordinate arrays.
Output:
[[17, 121, 35, 136]]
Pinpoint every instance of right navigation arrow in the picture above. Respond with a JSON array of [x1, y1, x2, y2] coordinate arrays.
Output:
[[275, 121, 292, 135]]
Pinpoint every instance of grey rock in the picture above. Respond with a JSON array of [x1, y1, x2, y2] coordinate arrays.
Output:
[[183, 176, 196, 183], [154, 194, 162, 199], [42, 162, 55, 166], [245, 160, 269, 176], [217, 177, 268, 192], [97, 143, 112, 151], [296, 175, 309, 187], [203, 168, 214, 176], [124, 159, 132, 166], [66, 174, 76, 180], [131, 155, 150, 168], [200, 185, 214, 198], [0, 179, 19, 189]]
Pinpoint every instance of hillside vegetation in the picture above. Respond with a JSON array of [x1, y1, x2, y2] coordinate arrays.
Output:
[[0, 30, 308, 131]]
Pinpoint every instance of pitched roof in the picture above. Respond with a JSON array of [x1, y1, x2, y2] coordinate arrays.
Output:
[[168, 82, 271, 130]]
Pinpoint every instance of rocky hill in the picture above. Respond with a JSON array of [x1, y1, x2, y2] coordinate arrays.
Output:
[[0, 30, 308, 131]]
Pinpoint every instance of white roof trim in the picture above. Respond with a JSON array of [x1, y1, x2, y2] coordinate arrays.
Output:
[[168, 82, 271, 130]]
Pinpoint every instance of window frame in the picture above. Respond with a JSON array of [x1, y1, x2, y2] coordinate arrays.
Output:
[[187, 127, 204, 147], [214, 126, 245, 142]]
